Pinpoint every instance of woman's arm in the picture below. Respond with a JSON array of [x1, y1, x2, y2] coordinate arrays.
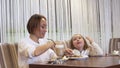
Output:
[[19, 39, 56, 58], [34, 40, 55, 56]]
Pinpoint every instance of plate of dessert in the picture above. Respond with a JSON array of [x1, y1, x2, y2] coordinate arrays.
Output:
[[68, 49, 88, 60]]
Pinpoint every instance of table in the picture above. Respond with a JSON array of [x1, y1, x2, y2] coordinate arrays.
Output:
[[29, 56, 120, 68]]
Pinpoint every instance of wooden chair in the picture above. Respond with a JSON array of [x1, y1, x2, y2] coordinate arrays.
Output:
[[109, 38, 120, 54]]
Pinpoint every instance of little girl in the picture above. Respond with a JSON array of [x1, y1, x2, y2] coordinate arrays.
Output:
[[65, 34, 104, 57]]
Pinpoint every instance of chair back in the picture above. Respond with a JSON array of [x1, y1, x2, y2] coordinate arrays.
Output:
[[0, 44, 5, 68], [0, 43, 18, 68], [109, 38, 120, 54]]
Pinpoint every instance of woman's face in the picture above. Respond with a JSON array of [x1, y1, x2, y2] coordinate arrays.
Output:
[[72, 34, 85, 50], [35, 18, 47, 38]]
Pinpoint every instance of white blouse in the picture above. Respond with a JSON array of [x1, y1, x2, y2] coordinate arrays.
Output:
[[18, 37, 57, 68]]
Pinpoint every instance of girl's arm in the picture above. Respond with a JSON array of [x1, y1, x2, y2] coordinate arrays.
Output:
[[86, 37, 104, 56]]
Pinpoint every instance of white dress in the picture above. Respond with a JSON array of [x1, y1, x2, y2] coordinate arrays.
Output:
[[18, 37, 57, 68]]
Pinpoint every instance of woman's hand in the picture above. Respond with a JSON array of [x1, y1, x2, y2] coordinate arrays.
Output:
[[86, 36, 94, 44]]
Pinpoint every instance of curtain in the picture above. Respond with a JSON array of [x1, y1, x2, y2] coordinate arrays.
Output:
[[0, 0, 120, 53]]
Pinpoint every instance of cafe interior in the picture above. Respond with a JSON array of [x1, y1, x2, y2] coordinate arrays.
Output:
[[0, 0, 120, 68]]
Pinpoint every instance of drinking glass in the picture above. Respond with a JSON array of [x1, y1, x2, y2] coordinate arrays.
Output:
[[55, 44, 65, 58]]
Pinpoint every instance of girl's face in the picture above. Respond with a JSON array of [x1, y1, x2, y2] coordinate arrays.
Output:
[[72, 34, 85, 50], [35, 18, 47, 38]]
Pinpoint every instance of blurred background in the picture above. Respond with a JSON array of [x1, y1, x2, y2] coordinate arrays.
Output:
[[0, 0, 120, 53]]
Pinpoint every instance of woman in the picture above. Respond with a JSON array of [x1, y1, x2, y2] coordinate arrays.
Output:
[[65, 34, 104, 57], [18, 14, 57, 68]]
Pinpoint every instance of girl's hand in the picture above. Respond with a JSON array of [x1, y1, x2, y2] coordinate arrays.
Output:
[[64, 48, 73, 56], [86, 36, 94, 44]]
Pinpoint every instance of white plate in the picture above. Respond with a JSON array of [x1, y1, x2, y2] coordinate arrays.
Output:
[[69, 56, 88, 60]]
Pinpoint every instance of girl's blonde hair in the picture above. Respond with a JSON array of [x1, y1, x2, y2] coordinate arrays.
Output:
[[70, 34, 89, 50]]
